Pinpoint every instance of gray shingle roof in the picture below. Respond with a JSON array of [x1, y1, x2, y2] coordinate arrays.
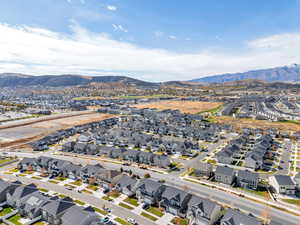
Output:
[[274, 175, 295, 186]]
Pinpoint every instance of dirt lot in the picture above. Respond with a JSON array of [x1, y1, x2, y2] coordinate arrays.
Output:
[[0, 112, 113, 149], [214, 116, 300, 132], [136, 100, 223, 114]]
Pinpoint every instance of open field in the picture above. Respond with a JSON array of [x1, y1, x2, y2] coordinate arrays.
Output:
[[214, 116, 300, 131], [136, 100, 223, 114], [0, 112, 113, 149]]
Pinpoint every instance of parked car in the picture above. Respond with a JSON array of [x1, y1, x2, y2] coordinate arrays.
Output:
[[142, 203, 149, 210], [127, 218, 137, 225]]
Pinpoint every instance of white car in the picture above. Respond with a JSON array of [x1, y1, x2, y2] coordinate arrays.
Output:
[[127, 218, 137, 224]]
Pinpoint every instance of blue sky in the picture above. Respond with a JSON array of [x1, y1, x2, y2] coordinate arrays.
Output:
[[0, 0, 300, 81]]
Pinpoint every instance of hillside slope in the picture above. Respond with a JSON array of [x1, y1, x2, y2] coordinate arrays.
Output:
[[191, 64, 300, 83]]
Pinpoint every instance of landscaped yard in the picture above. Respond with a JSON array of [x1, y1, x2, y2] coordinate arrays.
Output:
[[140, 212, 158, 221], [74, 199, 85, 205], [0, 207, 12, 216], [92, 207, 108, 215], [32, 222, 45, 225], [282, 199, 300, 206], [237, 187, 270, 199], [82, 189, 93, 194], [108, 191, 121, 198], [124, 197, 139, 207], [31, 176, 43, 180], [171, 217, 189, 225], [70, 180, 82, 186], [48, 180, 59, 184], [146, 207, 164, 217], [38, 188, 49, 193], [0, 159, 12, 165], [118, 202, 134, 210], [86, 184, 98, 191], [58, 194, 68, 199], [102, 196, 112, 201], [7, 214, 22, 225], [55, 176, 66, 181], [114, 218, 130, 225], [64, 184, 76, 189]]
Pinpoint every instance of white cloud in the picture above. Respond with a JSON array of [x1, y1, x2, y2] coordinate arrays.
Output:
[[169, 35, 176, 40], [112, 24, 128, 33], [1, 23, 300, 81], [154, 31, 164, 38], [67, 0, 72, 3], [107, 5, 117, 11], [80, 0, 85, 4]]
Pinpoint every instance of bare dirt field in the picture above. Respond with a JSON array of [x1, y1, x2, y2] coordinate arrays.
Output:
[[0, 112, 113, 149], [214, 116, 300, 132], [136, 100, 223, 114]]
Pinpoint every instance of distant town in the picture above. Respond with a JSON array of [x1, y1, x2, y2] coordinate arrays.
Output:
[[0, 73, 299, 225]]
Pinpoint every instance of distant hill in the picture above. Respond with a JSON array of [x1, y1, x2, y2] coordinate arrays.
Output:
[[190, 64, 300, 83], [0, 73, 158, 88]]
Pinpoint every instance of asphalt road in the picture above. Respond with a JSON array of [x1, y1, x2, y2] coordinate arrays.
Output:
[[6, 151, 300, 225]]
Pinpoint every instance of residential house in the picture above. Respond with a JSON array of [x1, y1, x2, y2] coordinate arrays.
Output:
[[123, 150, 140, 163], [269, 175, 296, 195], [17, 158, 38, 171], [214, 166, 235, 185], [96, 170, 122, 190], [135, 179, 165, 205], [18, 191, 51, 219], [220, 209, 262, 225], [194, 163, 213, 177], [187, 195, 222, 225], [0, 179, 19, 203], [114, 175, 137, 197], [7, 183, 39, 208], [159, 186, 192, 217], [63, 163, 81, 180], [80, 164, 105, 184], [60, 205, 101, 225], [41, 197, 75, 225], [236, 170, 259, 190]]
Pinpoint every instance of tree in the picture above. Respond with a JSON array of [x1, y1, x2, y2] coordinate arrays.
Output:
[[144, 173, 151, 178]]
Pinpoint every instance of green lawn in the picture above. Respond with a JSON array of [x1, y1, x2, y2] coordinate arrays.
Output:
[[146, 207, 164, 217], [8, 214, 22, 225], [140, 212, 158, 221], [32, 222, 45, 225], [171, 217, 189, 225], [119, 202, 134, 210], [282, 199, 300, 206], [82, 189, 93, 194], [58, 194, 68, 199], [92, 207, 108, 215], [38, 188, 49, 193], [86, 184, 98, 191], [108, 191, 121, 198], [74, 199, 85, 205], [31, 176, 42, 180], [0, 207, 13, 216], [0, 159, 11, 165], [124, 197, 139, 207], [48, 180, 59, 184], [70, 180, 82, 186], [114, 218, 131, 225], [55, 176, 67, 181], [102, 196, 112, 201]]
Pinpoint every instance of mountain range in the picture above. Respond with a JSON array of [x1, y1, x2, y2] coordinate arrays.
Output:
[[190, 64, 300, 83], [1, 63, 300, 88], [0, 73, 158, 88]]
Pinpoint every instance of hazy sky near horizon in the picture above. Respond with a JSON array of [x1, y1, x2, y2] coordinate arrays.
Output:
[[1, 0, 300, 81]]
